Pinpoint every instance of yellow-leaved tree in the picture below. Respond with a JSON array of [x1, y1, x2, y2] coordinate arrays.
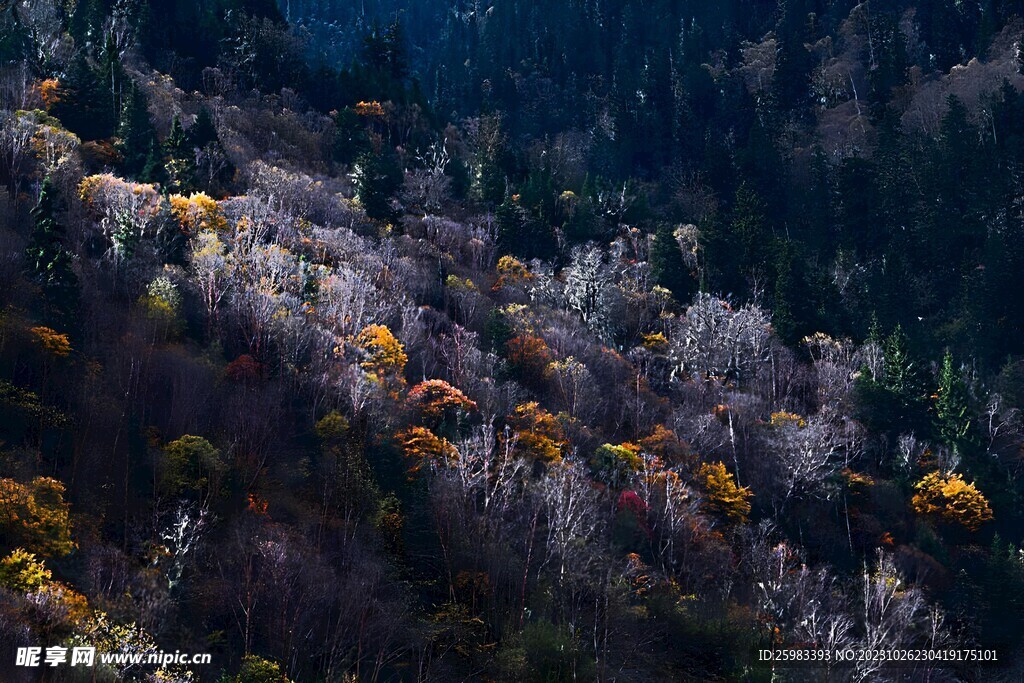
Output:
[[912, 471, 993, 531], [0, 476, 76, 557], [355, 324, 407, 394], [0, 547, 90, 628], [493, 255, 532, 290], [593, 442, 644, 487], [161, 435, 227, 504], [0, 548, 52, 592], [169, 192, 226, 235], [698, 461, 752, 524]]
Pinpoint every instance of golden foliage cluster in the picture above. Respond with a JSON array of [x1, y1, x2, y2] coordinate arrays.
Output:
[[698, 461, 752, 523], [0, 476, 76, 557], [912, 471, 993, 531], [493, 255, 532, 289], [169, 192, 226, 235], [397, 426, 459, 475], [769, 411, 806, 429], [505, 402, 566, 463], [30, 326, 72, 357], [354, 101, 386, 117]]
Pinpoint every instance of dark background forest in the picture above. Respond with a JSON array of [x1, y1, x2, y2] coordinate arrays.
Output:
[[4, 0, 1024, 680]]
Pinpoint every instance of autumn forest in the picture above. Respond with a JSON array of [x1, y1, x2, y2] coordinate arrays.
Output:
[[3, 0, 1024, 681]]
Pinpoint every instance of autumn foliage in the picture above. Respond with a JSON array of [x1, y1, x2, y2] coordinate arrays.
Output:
[[698, 461, 752, 524], [225, 354, 265, 383], [769, 411, 807, 429], [0, 477, 76, 557], [355, 324, 407, 383], [30, 326, 72, 357], [911, 471, 993, 531], [593, 442, 644, 487], [0, 548, 53, 592], [505, 402, 566, 463], [169, 192, 226, 235], [407, 379, 477, 423], [7, 1, 1024, 678], [38, 79, 61, 109], [493, 255, 532, 290], [397, 426, 459, 475], [638, 425, 687, 465], [505, 335, 552, 386], [354, 100, 386, 117]]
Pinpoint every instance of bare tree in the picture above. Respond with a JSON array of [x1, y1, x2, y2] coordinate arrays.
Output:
[[563, 243, 614, 337], [189, 230, 233, 336], [768, 408, 864, 510], [671, 293, 772, 383], [539, 459, 605, 586], [857, 551, 946, 681], [229, 241, 300, 358]]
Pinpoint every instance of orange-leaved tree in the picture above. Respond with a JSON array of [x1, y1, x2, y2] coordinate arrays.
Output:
[[638, 425, 688, 466], [30, 326, 72, 358], [505, 402, 566, 464], [396, 426, 459, 476], [506, 335, 552, 387], [407, 379, 477, 426]]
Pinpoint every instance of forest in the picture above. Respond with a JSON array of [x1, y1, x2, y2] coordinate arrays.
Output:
[[3, 0, 1024, 681]]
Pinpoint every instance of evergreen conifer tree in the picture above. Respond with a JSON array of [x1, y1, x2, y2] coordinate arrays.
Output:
[[355, 147, 403, 222], [25, 179, 79, 328], [98, 32, 126, 118], [51, 54, 116, 140], [650, 223, 695, 303], [164, 114, 194, 192], [141, 139, 167, 185], [935, 350, 973, 451], [0, 4, 32, 67], [117, 81, 158, 176], [188, 108, 218, 149]]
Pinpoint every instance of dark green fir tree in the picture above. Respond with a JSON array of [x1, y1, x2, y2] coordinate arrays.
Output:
[[934, 350, 973, 452], [650, 222, 695, 304], [51, 53, 116, 141], [188, 107, 218, 149], [25, 178, 79, 329], [140, 139, 167, 185], [355, 146, 403, 222], [98, 32, 126, 118], [163, 114, 195, 192], [117, 81, 158, 176]]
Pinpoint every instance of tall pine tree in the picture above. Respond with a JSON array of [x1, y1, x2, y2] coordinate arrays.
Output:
[[117, 81, 158, 176], [51, 54, 116, 140], [163, 114, 194, 192], [934, 350, 973, 452], [25, 178, 79, 329], [355, 146, 403, 222]]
